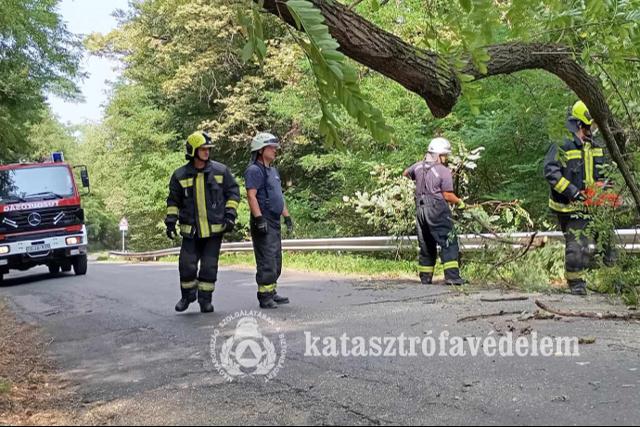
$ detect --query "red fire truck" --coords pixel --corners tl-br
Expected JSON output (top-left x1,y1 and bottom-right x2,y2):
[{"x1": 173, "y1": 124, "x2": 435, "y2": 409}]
[{"x1": 0, "y1": 153, "x2": 90, "y2": 282}]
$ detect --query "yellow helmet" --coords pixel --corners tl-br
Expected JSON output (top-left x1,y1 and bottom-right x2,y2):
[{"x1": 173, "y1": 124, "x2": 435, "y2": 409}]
[
  {"x1": 571, "y1": 101, "x2": 593, "y2": 126},
  {"x1": 186, "y1": 132, "x2": 214, "y2": 159}
]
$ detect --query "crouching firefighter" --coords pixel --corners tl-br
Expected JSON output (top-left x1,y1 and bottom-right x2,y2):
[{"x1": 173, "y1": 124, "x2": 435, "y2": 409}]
[
  {"x1": 245, "y1": 132, "x2": 293, "y2": 309},
  {"x1": 544, "y1": 100, "x2": 617, "y2": 296},
  {"x1": 165, "y1": 131, "x2": 241, "y2": 313},
  {"x1": 403, "y1": 137, "x2": 466, "y2": 286}
]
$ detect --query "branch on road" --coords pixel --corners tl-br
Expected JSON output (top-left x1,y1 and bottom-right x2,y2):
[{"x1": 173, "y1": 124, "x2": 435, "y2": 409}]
[
  {"x1": 480, "y1": 296, "x2": 530, "y2": 303},
  {"x1": 535, "y1": 300, "x2": 640, "y2": 321},
  {"x1": 458, "y1": 310, "x2": 525, "y2": 323}
]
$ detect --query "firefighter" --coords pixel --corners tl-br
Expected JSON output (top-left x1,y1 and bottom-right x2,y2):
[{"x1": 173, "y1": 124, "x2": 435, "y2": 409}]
[
  {"x1": 544, "y1": 100, "x2": 616, "y2": 296},
  {"x1": 244, "y1": 132, "x2": 293, "y2": 309},
  {"x1": 165, "y1": 131, "x2": 241, "y2": 313},
  {"x1": 403, "y1": 137, "x2": 466, "y2": 286}
]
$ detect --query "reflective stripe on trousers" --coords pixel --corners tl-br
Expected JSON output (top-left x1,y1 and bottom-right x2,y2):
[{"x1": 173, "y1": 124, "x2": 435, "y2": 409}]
[{"x1": 416, "y1": 197, "x2": 461, "y2": 281}]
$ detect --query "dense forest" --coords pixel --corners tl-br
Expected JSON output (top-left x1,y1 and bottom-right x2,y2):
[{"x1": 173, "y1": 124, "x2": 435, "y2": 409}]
[{"x1": 3, "y1": 0, "x2": 640, "y2": 297}]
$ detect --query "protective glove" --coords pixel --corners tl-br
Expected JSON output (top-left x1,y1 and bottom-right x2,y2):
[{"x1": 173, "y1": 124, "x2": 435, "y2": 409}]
[
  {"x1": 254, "y1": 216, "x2": 268, "y2": 235},
  {"x1": 223, "y1": 215, "x2": 236, "y2": 234},
  {"x1": 457, "y1": 200, "x2": 467, "y2": 210},
  {"x1": 166, "y1": 220, "x2": 178, "y2": 240},
  {"x1": 284, "y1": 216, "x2": 294, "y2": 234}
]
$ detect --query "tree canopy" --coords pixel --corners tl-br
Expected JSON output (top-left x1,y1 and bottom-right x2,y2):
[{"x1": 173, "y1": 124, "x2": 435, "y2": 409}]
[
  {"x1": 0, "y1": 0, "x2": 81, "y2": 161},
  {"x1": 4, "y1": 0, "x2": 638, "y2": 253}
]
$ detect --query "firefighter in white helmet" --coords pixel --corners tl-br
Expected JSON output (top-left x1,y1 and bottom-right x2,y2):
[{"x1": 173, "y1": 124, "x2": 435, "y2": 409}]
[{"x1": 403, "y1": 137, "x2": 466, "y2": 285}]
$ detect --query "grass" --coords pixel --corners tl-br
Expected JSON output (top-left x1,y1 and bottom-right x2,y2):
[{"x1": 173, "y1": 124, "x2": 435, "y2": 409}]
[
  {"x1": 219, "y1": 252, "x2": 422, "y2": 279},
  {"x1": 101, "y1": 250, "x2": 435, "y2": 279},
  {"x1": 0, "y1": 378, "x2": 11, "y2": 394}
]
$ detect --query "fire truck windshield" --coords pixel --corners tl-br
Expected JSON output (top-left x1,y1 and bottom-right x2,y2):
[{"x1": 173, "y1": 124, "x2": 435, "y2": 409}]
[{"x1": 0, "y1": 166, "x2": 75, "y2": 203}]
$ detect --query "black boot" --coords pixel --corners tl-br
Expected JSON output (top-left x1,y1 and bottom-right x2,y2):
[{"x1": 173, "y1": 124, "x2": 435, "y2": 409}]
[
  {"x1": 420, "y1": 273, "x2": 433, "y2": 285},
  {"x1": 258, "y1": 292, "x2": 278, "y2": 309},
  {"x1": 569, "y1": 280, "x2": 587, "y2": 296},
  {"x1": 175, "y1": 288, "x2": 197, "y2": 312},
  {"x1": 446, "y1": 277, "x2": 466, "y2": 286},
  {"x1": 198, "y1": 290, "x2": 214, "y2": 313},
  {"x1": 273, "y1": 292, "x2": 290, "y2": 304},
  {"x1": 445, "y1": 269, "x2": 466, "y2": 286}
]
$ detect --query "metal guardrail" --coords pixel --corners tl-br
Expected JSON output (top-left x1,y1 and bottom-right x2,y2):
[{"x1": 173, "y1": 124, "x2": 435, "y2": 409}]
[{"x1": 108, "y1": 229, "x2": 640, "y2": 260}]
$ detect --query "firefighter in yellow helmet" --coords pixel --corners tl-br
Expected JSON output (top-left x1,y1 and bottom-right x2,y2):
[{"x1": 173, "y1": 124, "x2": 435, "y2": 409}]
[
  {"x1": 165, "y1": 132, "x2": 241, "y2": 313},
  {"x1": 544, "y1": 101, "x2": 616, "y2": 296}
]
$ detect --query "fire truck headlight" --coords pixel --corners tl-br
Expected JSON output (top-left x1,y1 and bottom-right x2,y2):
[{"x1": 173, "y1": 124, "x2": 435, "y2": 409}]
[
  {"x1": 66, "y1": 237, "x2": 82, "y2": 246},
  {"x1": 0, "y1": 246, "x2": 10, "y2": 255}
]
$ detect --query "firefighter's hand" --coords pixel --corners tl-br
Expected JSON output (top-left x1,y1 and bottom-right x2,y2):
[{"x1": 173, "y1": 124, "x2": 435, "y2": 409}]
[
  {"x1": 456, "y1": 200, "x2": 467, "y2": 210},
  {"x1": 284, "y1": 216, "x2": 294, "y2": 234},
  {"x1": 223, "y1": 216, "x2": 236, "y2": 234},
  {"x1": 254, "y1": 216, "x2": 268, "y2": 235},
  {"x1": 166, "y1": 221, "x2": 178, "y2": 240}
]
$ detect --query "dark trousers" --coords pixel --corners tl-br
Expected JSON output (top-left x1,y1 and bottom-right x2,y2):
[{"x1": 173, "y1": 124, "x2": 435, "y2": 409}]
[
  {"x1": 179, "y1": 236, "x2": 223, "y2": 292},
  {"x1": 250, "y1": 217, "x2": 282, "y2": 294},
  {"x1": 558, "y1": 214, "x2": 617, "y2": 284},
  {"x1": 416, "y1": 198, "x2": 461, "y2": 281}
]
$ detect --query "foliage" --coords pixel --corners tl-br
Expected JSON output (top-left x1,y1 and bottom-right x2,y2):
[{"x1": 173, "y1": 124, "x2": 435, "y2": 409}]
[
  {"x1": 18, "y1": 0, "x2": 640, "y2": 300},
  {"x1": 349, "y1": 164, "x2": 415, "y2": 237},
  {"x1": 0, "y1": 0, "x2": 81, "y2": 161},
  {"x1": 27, "y1": 109, "x2": 79, "y2": 161},
  {"x1": 462, "y1": 243, "x2": 566, "y2": 293},
  {"x1": 284, "y1": 0, "x2": 392, "y2": 147}
]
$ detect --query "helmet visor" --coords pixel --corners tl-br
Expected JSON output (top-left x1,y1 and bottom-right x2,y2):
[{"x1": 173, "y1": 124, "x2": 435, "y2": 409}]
[{"x1": 263, "y1": 138, "x2": 280, "y2": 148}]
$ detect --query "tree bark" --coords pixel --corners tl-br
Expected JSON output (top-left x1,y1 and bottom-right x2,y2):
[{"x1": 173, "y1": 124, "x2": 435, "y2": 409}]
[{"x1": 258, "y1": 0, "x2": 640, "y2": 213}]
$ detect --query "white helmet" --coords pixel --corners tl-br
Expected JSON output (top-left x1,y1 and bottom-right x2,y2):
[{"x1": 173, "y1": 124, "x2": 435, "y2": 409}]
[{"x1": 428, "y1": 137, "x2": 452, "y2": 155}]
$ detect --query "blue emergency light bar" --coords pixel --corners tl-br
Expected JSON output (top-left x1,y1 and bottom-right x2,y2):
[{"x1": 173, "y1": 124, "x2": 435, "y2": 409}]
[{"x1": 51, "y1": 152, "x2": 65, "y2": 163}]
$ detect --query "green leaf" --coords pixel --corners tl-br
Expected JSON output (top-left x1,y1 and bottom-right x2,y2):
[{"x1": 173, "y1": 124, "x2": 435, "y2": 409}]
[
  {"x1": 241, "y1": 41, "x2": 255, "y2": 63},
  {"x1": 286, "y1": 0, "x2": 393, "y2": 145}
]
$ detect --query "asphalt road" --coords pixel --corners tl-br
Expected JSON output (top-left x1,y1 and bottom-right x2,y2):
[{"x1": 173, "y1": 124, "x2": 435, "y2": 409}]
[{"x1": 1, "y1": 262, "x2": 639, "y2": 426}]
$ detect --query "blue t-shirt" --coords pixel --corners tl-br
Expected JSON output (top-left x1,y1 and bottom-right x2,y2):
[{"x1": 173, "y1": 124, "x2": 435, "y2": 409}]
[{"x1": 244, "y1": 162, "x2": 285, "y2": 220}]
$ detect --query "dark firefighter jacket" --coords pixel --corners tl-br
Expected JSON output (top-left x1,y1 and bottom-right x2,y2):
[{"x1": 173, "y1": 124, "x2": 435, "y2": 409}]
[
  {"x1": 166, "y1": 161, "x2": 240, "y2": 238},
  {"x1": 544, "y1": 134, "x2": 608, "y2": 214}
]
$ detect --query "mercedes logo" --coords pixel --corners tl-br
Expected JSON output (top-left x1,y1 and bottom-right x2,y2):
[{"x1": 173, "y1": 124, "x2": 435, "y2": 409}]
[{"x1": 28, "y1": 212, "x2": 42, "y2": 227}]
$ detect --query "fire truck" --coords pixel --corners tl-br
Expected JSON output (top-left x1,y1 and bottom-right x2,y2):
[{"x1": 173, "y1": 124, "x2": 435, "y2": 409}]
[{"x1": 0, "y1": 153, "x2": 90, "y2": 282}]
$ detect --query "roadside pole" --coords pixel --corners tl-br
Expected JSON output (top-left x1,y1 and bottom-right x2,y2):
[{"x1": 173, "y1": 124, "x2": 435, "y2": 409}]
[{"x1": 119, "y1": 218, "x2": 129, "y2": 253}]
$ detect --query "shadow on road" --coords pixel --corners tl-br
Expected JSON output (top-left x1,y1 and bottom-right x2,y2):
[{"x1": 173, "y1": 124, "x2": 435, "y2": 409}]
[{"x1": 0, "y1": 272, "x2": 76, "y2": 288}]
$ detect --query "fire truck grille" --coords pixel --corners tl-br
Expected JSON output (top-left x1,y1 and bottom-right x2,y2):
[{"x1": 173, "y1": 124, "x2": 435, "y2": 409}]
[{"x1": 0, "y1": 207, "x2": 83, "y2": 234}]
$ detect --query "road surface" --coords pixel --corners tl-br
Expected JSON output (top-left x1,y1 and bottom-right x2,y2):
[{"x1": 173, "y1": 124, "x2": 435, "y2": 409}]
[{"x1": 1, "y1": 263, "x2": 639, "y2": 425}]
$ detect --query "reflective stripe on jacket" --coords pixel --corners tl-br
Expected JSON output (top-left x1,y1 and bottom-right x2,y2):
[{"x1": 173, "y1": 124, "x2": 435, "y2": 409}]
[
  {"x1": 166, "y1": 161, "x2": 240, "y2": 238},
  {"x1": 544, "y1": 135, "x2": 607, "y2": 214}
]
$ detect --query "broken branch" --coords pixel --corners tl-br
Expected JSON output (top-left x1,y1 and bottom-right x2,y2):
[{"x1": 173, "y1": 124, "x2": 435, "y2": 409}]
[{"x1": 535, "y1": 300, "x2": 640, "y2": 321}]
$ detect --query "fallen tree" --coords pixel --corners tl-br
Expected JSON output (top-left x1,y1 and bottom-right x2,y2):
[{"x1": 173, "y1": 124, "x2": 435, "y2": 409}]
[{"x1": 254, "y1": 0, "x2": 640, "y2": 214}]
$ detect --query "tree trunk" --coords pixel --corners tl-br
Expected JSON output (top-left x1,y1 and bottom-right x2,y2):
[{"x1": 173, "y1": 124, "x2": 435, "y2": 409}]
[{"x1": 258, "y1": 0, "x2": 640, "y2": 214}]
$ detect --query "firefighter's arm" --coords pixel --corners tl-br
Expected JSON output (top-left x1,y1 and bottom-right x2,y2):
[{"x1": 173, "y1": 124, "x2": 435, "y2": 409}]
[
  {"x1": 223, "y1": 167, "x2": 241, "y2": 221},
  {"x1": 443, "y1": 192, "x2": 461, "y2": 205},
  {"x1": 443, "y1": 192, "x2": 466, "y2": 209},
  {"x1": 166, "y1": 173, "x2": 182, "y2": 223},
  {"x1": 544, "y1": 144, "x2": 581, "y2": 200},
  {"x1": 403, "y1": 165, "x2": 415, "y2": 180},
  {"x1": 247, "y1": 189, "x2": 262, "y2": 218}
]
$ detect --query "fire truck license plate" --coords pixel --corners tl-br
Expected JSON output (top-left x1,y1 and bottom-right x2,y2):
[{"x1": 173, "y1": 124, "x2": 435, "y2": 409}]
[{"x1": 27, "y1": 244, "x2": 51, "y2": 253}]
